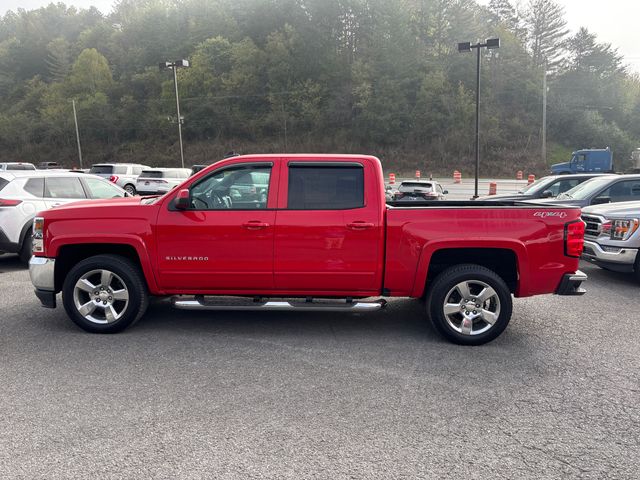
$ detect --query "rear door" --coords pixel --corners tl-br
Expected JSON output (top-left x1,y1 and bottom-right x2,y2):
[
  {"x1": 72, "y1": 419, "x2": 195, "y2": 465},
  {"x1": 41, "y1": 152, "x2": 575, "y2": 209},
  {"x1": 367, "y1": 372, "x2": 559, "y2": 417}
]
[
  {"x1": 273, "y1": 159, "x2": 384, "y2": 294},
  {"x1": 155, "y1": 161, "x2": 279, "y2": 292}
]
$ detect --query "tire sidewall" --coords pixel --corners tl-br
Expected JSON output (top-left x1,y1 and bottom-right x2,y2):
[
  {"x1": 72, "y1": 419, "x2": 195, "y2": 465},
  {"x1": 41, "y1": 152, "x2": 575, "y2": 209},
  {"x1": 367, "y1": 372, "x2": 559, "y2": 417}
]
[
  {"x1": 428, "y1": 266, "x2": 512, "y2": 346},
  {"x1": 62, "y1": 256, "x2": 145, "y2": 333},
  {"x1": 19, "y1": 228, "x2": 32, "y2": 264}
]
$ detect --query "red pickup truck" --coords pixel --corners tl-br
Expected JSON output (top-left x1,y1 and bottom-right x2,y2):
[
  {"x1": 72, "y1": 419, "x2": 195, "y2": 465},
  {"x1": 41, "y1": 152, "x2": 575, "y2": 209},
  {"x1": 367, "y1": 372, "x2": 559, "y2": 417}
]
[{"x1": 29, "y1": 154, "x2": 587, "y2": 345}]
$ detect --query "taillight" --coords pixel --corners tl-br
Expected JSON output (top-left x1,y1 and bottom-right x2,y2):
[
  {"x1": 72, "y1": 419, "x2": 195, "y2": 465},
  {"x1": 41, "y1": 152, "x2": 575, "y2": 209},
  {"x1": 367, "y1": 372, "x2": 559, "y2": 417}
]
[
  {"x1": 0, "y1": 198, "x2": 22, "y2": 207},
  {"x1": 109, "y1": 175, "x2": 119, "y2": 183},
  {"x1": 565, "y1": 220, "x2": 585, "y2": 258},
  {"x1": 33, "y1": 216, "x2": 44, "y2": 255}
]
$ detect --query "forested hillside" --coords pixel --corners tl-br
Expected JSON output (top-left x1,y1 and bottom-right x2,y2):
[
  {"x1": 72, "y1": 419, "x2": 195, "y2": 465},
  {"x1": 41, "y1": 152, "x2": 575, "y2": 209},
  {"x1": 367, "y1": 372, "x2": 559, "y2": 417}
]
[{"x1": 0, "y1": 0, "x2": 638, "y2": 174}]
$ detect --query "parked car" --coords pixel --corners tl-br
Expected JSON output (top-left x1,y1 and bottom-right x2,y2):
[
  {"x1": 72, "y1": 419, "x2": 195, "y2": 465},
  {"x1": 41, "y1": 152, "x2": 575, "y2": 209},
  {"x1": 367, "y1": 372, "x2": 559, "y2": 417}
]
[
  {"x1": 37, "y1": 162, "x2": 60, "y2": 170},
  {"x1": 0, "y1": 162, "x2": 36, "y2": 171},
  {"x1": 384, "y1": 185, "x2": 398, "y2": 202},
  {"x1": 477, "y1": 174, "x2": 607, "y2": 201},
  {"x1": 191, "y1": 165, "x2": 207, "y2": 175},
  {"x1": 393, "y1": 181, "x2": 447, "y2": 201},
  {"x1": 135, "y1": 168, "x2": 192, "y2": 195},
  {"x1": 529, "y1": 174, "x2": 640, "y2": 208},
  {"x1": 0, "y1": 171, "x2": 126, "y2": 263},
  {"x1": 89, "y1": 163, "x2": 149, "y2": 195},
  {"x1": 581, "y1": 200, "x2": 640, "y2": 281},
  {"x1": 29, "y1": 154, "x2": 586, "y2": 346}
]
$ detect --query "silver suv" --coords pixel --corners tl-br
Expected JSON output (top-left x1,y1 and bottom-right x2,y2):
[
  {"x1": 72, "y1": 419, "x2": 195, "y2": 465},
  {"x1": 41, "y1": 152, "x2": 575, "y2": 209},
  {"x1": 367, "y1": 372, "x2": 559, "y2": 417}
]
[
  {"x1": 89, "y1": 163, "x2": 149, "y2": 195},
  {"x1": 581, "y1": 200, "x2": 640, "y2": 281}
]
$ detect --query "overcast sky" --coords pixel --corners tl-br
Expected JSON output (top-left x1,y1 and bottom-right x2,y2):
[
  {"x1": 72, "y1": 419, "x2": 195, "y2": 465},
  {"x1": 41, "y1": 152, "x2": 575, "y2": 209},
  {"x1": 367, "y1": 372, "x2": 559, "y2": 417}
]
[{"x1": 3, "y1": 0, "x2": 640, "y2": 72}]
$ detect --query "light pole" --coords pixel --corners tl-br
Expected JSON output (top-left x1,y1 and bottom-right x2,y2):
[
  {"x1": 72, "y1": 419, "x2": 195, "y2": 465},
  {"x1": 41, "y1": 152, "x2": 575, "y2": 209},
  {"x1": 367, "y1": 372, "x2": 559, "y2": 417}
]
[
  {"x1": 458, "y1": 38, "x2": 500, "y2": 198},
  {"x1": 160, "y1": 59, "x2": 190, "y2": 168}
]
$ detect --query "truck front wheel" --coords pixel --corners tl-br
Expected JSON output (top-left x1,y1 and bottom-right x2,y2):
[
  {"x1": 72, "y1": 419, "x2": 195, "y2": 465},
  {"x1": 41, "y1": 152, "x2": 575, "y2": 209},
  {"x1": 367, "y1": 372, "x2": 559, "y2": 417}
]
[
  {"x1": 62, "y1": 254, "x2": 149, "y2": 333},
  {"x1": 426, "y1": 264, "x2": 512, "y2": 345}
]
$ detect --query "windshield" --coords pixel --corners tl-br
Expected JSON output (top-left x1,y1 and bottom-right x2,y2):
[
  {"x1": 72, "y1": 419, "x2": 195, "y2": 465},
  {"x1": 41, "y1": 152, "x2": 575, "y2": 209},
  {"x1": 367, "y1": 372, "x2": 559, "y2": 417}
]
[
  {"x1": 557, "y1": 176, "x2": 614, "y2": 200},
  {"x1": 519, "y1": 177, "x2": 555, "y2": 194}
]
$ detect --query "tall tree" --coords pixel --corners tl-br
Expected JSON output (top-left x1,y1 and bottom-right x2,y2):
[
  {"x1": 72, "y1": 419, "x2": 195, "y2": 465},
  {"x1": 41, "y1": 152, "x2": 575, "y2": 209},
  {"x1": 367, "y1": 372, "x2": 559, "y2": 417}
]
[{"x1": 524, "y1": 0, "x2": 568, "y2": 70}]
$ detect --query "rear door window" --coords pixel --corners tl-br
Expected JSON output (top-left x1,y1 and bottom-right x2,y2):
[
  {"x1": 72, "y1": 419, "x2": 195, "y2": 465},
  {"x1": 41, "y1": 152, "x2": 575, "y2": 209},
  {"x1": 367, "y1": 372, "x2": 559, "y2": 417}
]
[
  {"x1": 287, "y1": 165, "x2": 364, "y2": 210},
  {"x1": 24, "y1": 178, "x2": 45, "y2": 197},
  {"x1": 90, "y1": 165, "x2": 114, "y2": 175},
  {"x1": 140, "y1": 171, "x2": 163, "y2": 179},
  {"x1": 0, "y1": 177, "x2": 8, "y2": 192},
  {"x1": 44, "y1": 177, "x2": 87, "y2": 199}
]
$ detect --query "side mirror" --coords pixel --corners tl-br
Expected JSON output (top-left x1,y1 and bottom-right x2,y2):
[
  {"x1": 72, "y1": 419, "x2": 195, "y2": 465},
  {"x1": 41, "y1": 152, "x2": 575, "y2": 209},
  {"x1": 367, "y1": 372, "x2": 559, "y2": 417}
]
[
  {"x1": 541, "y1": 190, "x2": 554, "y2": 198},
  {"x1": 592, "y1": 196, "x2": 611, "y2": 205},
  {"x1": 174, "y1": 189, "x2": 190, "y2": 210},
  {"x1": 443, "y1": 190, "x2": 449, "y2": 194}
]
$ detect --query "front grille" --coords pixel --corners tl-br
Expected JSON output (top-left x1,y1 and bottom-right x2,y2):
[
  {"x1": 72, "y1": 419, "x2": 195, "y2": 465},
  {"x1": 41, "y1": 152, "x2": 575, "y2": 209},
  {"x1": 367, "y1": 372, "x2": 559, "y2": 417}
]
[{"x1": 582, "y1": 215, "x2": 602, "y2": 237}]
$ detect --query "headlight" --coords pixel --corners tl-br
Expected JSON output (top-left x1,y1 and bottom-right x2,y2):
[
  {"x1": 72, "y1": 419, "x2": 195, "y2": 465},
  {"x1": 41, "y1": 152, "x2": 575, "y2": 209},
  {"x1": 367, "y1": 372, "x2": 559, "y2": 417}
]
[
  {"x1": 32, "y1": 216, "x2": 44, "y2": 254},
  {"x1": 611, "y1": 219, "x2": 639, "y2": 241}
]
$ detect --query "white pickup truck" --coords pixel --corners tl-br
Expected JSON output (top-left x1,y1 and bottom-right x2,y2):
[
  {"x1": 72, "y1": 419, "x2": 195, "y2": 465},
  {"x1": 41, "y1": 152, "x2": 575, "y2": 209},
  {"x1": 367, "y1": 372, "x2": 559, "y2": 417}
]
[{"x1": 581, "y1": 201, "x2": 640, "y2": 281}]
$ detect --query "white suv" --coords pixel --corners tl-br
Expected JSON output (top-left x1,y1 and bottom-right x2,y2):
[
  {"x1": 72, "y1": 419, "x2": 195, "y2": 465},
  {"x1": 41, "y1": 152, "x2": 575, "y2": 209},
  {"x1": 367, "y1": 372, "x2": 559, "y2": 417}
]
[
  {"x1": 89, "y1": 163, "x2": 149, "y2": 195},
  {"x1": 136, "y1": 168, "x2": 191, "y2": 195},
  {"x1": 0, "y1": 171, "x2": 126, "y2": 262},
  {"x1": 0, "y1": 162, "x2": 36, "y2": 171}
]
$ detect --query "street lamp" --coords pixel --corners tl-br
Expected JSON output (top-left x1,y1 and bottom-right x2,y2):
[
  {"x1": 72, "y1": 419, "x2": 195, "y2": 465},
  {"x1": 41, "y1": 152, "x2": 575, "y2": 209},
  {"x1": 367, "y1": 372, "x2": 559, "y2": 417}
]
[
  {"x1": 160, "y1": 59, "x2": 190, "y2": 168},
  {"x1": 458, "y1": 38, "x2": 499, "y2": 198}
]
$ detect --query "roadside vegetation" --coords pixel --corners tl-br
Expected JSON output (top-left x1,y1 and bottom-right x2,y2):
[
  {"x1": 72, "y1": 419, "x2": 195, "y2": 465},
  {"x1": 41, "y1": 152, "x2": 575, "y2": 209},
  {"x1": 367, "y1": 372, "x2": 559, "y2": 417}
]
[{"x1": 0, "y1": 0, "x2": 638, "y2": 175}]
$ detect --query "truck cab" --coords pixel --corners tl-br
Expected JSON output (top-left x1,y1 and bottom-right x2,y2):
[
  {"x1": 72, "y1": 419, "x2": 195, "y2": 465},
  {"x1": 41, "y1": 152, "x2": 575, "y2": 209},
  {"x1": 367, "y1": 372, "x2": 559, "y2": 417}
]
[{"x1": 551, "y1": 148, "x2": 613, "y2": 175}]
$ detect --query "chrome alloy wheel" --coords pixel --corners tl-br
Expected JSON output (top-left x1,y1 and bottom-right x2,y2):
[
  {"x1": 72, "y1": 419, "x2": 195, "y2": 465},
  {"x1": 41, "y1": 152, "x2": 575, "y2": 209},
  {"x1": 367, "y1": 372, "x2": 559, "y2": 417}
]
[
  {"x1": 442, "y1": 280, "x2": 501, "y2": 336},
  {"x1": 72, "y1": 269, "x2": 129, "y2": 324}
]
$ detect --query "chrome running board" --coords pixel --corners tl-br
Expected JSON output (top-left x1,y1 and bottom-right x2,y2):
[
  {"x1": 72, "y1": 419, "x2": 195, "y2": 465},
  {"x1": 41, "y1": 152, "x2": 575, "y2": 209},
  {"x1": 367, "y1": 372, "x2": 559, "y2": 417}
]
[{"x1": 172, "y1": 296, "x2": 386, "y2": 312}]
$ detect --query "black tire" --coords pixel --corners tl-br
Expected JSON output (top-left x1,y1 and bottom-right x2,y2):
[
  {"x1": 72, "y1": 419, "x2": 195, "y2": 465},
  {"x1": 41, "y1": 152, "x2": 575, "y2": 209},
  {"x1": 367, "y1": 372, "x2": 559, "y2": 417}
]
[
  {"x1": 18, "y1": 228, "x2": 32, "y2": 264},
  {"x1": 124, "y1": 184, "x2": 136, "y2": 196},
  {"x1": 634, "y1": 255, "x2": 640, "y2": 284},
  {"x1": 426, "y1": 264, "x2": 513, "y2": 346},
  {"x1": 62, "y1": 254, "x2": 148, "y2": 333}
]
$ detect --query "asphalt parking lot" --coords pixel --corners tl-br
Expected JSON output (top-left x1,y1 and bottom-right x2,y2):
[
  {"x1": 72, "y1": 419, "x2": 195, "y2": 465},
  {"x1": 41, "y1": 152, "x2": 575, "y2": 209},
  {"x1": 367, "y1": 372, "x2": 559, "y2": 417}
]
[{"x1": 0, "y1": 255, "x2": 638, "y2": 479}]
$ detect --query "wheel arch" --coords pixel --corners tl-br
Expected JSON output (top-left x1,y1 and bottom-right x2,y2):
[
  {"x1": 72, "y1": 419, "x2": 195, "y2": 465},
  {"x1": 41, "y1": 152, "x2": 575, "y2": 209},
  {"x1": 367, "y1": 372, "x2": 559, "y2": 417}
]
[
  {"x1": 53, "y1": 242, "x2": 157, "y2": 293},
  {"x1": 413, "y1": 243, "x2": 528, "y2": 298}
]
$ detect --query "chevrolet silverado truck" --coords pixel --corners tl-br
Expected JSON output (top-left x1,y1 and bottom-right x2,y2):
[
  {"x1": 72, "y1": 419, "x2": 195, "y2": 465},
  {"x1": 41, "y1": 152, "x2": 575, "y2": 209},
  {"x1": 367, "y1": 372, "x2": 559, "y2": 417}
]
[
  {"x1": 581, "y1": 200, "x2": 640, "y2": 281},
  {"x1": 28, "y1": 154, "x2": 587, "y2": 345}
]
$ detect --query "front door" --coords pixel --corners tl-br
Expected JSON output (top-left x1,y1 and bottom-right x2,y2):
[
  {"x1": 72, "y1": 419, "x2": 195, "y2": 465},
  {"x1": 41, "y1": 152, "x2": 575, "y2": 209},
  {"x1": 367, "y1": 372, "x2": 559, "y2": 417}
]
[
  {"x1": 155, "y1": 162, "x2": 278, "y2": 292},
  {"x1": 273, "y1": 160, "x2": 384, "y2": 294}
]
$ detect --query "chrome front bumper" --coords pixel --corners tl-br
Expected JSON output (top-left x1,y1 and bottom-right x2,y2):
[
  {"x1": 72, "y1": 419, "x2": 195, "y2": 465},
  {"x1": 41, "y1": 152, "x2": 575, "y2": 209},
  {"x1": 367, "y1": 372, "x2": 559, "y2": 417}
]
[
  {"x1": 29, "y1": 256, "x2": 55, "y2": 291},
  {"x1": 582, "y1": 240, "x2": 638, "y2": 270}
]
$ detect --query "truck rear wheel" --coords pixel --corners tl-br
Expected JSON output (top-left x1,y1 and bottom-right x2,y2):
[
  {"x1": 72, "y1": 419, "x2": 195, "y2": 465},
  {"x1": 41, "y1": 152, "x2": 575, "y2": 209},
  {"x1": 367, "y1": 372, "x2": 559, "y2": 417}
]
[
  {"x1": 62, "y1": 254, "x2": 148, "y2": 333},
  {"x1": 426, "y1": 264, "x2": 512, "y2": 345}
]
